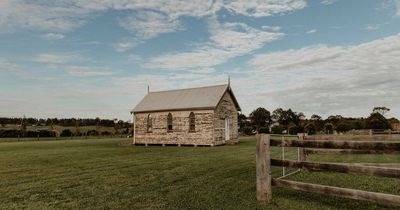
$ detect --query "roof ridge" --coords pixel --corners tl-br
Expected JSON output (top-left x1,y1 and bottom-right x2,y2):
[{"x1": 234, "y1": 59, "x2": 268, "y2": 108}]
[{"x1": 148, "y1": 83, "x2": 228, "y2": 94}]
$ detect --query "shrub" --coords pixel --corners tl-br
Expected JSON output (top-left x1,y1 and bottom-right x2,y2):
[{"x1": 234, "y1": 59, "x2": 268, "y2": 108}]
[
  {"x1": 336, "y1": 122, "x2": 353, "y2": 133},
  {"x1": 101, "y1": 131, "x2": 111, "y2": 136},
  {"x1": 304, "y1": 123, "x2": 316, "y2": 135},
  {"x1": 60, "y1": 129, "x2": 73, "y2": 137},
  {"x1": 288, "y1": 124, "x2": 303, "y2": 135},
  {"x1": 87, "y1": 129, "x2": 99, "y2": 136},
  {"x1": 366, "y1": 113, "x2": 390, "y2": 129},
  {"x1": 324, "y1": 123, "x2": 334, "y2": 134},
  {"x1": 37, "y1": 130, "x2": 56, "y2": 137},
  {"x1": 0, "y1": 129, "x2": 21, "y2": 138},
  {"x1": 271, "y1": 125, "x2": 285, "y2": 134},
  {"x1": 258, "y1": 127, "x2": 269, "y2": 134},
  {"x1": 241, "y1": 126, "x2": 253, "y2": 136}
]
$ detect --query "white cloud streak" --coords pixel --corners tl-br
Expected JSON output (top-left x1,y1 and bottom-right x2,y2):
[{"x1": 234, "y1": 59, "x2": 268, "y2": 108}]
[
  {"x1": 239, "y1": 33, "x2": 400, "y2": 117},
  {"x1": 306, "y1": 29, "x2": 317, "y2": 34},
  {"x1": 34, "y1": 54, "x2": 74, "y2": 64},
  {"x1": 146, "y1": 20, "x2": 283, "y2": 70},
  {"x1": 65, "y1": 66, "x2": 115, "y2": 77},
  {"x1": 43, "y1": 33, "x2": 65, "y2": 40}
]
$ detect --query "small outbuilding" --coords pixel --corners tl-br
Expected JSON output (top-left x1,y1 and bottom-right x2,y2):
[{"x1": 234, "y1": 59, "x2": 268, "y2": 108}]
[{"x1": 131, "y1": 83, "x2": 241, "y2": 146}]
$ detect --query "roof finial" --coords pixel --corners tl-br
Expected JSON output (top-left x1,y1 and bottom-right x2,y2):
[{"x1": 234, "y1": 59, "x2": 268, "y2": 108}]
[
  {"x1": 228, "y1": 75, "x2": 230, "y2": 87},
  {"x1": 147, "y1": 85, "x2": 150, "y2": 93}
]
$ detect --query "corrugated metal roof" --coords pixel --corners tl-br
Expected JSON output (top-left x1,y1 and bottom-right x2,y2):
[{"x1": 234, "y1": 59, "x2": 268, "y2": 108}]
[{"x1": 132, "y1": 84, "x2": 240, "y2": 113}]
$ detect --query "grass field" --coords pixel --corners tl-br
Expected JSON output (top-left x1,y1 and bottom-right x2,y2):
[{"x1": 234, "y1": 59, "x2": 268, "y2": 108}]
[{"x1": 0, "y1": 137, "x2": 399, "y2": 209}]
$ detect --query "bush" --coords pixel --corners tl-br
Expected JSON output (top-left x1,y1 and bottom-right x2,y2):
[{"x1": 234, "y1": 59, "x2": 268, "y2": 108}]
[
  {"x1": 336, "y1": 122, "x2": 353, "y2": 133},
  {"x1": 101, "y1": 131, "x2": 111, "y2": 136},
  {"x1": 258, "y1": 127, "x2": 269, "y2": 134},
  {"x1": 0, "y1": 129, "x2": 21, "y2": 138},
  {"x1": 87, "y1": 129, "x2": 99, "y2": 136},
  {"x1": 60, "y1": 129, "x2": 73, "y2": 137},
  {"x1": 271, "y1": 125, "x2": 285, "y2": 134},
  {"x1": 241, "y1": 126, "x2": 253, "y2": 136},
  {"x1": 366, "y1": 113, "x2": 390, "y2": 129},
  {"x1": 288, "y1": 125, "x2": 303, "y2": 135},
  {"x1": 324, "y1": 123, "x2": 334, "y2": 134},
  {"x1": 304, "y1": 123, "x2": 316, "y2": 135}
]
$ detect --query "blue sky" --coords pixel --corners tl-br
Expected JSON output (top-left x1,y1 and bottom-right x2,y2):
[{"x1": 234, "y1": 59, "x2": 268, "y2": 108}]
[{"x1": 1, "y1": 0, "x2": 400, "y2": 120}]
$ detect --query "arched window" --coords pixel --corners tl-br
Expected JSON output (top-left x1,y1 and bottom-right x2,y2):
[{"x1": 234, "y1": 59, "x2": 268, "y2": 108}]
[
  {"x1": 167, "y1": 113, "x2": 173, "y2": 132},
  {"x1": 147, "y1": 114, "x2": 152, "y2": 132},
  {"x1": 189, "y1": 112, "x2": 195, "y2": 132}
]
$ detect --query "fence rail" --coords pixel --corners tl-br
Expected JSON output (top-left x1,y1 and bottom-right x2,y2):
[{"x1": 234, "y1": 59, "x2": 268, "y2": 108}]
[
  {"x1": 271, "y1": 159, "x2": 400, "y2": 179},
  {"x1": 256, "y1": 134, "x2": 400, "y2": 206},
  {"x1": 270, "y1": 139, "x2": 400, "y2": 152},
  {"x1": 272, "y1": 179, "x2": 400, "y2": 206}
]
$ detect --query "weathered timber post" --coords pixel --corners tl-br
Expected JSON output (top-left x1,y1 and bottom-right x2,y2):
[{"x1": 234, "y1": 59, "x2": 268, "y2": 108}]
[
  {"x1": 256, "y1": 134, "x2": 272, "y2": 202},
  {"x1": 369, "y1": 129, "x2": 373, "y2": 136},
  {"x1": 298, "y1": 133, "x2": 306, "y2": 162}
]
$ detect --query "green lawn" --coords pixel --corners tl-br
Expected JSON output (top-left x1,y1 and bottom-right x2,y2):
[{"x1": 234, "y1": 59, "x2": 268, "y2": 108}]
[{"x1": 0, "y1": 137, "x2": 399, "y2": 209}]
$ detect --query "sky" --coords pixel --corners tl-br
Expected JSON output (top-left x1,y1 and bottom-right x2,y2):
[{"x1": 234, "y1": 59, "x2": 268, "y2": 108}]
[{"x1": 1, "y1": 0, "x2": 400, "y2": 121}]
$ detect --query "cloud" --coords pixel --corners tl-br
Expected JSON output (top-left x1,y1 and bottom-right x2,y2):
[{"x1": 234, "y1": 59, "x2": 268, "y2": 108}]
[
  {"x1": 261, "y1": 26, "x2": 282, "y2": 31},
  {"x1": 306, "y1": 29, "x2": 317, "y2": 34},
  {"x1": 0, "y1": 0, "x2": 91, "y2": 32},
  {"x1": 42, "y1": 33, "x2": 65, "y2": 40},
  {"x1": 395, "y1": 0, "x2": 400, "y2": 16},
  {"x1": 34, "y1": 54, "x2": 73, "y2": 64},
  {"x1": 113, "y1": 38, "x2": 142, "y2": 52},
  {"x1": 0, "y1": 0, "x2": 306, "y2": 42},
  {"x1": 65, "y1": 66, "x2": 115, "y2": 77},
  {"x1": 321, "y1": 0, "x2": 337, "y2": 5},
  {"x1": 146, "y1": 20, "x2": 283, "y2": 70},
  {"x1": 0, "y1": 58, "x2": 18, "y2": 72},
  {"x1": 239, "y1": 33, "x2": 400, "y2": 117},
  {"x1": 221, "y1": 0, "x2": 306, "y2": 17},
  {"x1": 119, "y1": 10, "x2": 184, "y2": 40}
]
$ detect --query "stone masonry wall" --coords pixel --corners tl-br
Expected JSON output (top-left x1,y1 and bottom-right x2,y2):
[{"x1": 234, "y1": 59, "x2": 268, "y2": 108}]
[
  {"x1": 134, "y1": 110, "x2": 214, "y2": 145},
  {"x1": 214, "y1": 91, "x2": 239, "y2": 145}
]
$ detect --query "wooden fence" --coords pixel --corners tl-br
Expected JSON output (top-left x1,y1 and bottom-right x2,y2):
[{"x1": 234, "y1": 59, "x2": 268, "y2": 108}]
[{"x1": 256, "y1": 134, "x2": 400, "y2": 206}]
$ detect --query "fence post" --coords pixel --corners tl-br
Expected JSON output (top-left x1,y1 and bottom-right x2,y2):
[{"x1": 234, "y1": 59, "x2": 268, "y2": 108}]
[
  {"x1": 298, "y1": 133, "x2": 306, "y2": 162},
  {"x1": 256, "y1": 134, "x2": 272, "y2": 202}
]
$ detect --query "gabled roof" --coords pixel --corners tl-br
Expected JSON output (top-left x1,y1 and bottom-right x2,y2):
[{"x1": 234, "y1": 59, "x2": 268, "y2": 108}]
[{"x1": 132, "y1": 84, "x2": 241, "y2": 113}]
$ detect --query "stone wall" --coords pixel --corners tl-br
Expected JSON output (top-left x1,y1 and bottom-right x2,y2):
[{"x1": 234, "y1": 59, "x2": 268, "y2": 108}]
[
  {"x1": 134, "y1": 110, "x2": 214, "y2": 145},
  {"x1": 214, "y1": 90, "x2": 239, "y2": 145}
]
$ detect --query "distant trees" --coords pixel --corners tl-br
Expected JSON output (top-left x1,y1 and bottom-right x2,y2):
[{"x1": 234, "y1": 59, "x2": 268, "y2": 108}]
[
  {"x1": 0, "y1": 117, "x2": 131, "y2": 128},
  {"x1": 373, "y1": 107, "x2": 390, "y2": 116},
  {"x1": 238, "y1": 106, "x2": 397, "y2": 136},
  {"x1": 249, "y1": 107, "x2": 271, "y2": 132},
  {"x1": 366, "y1": 112, "x2": 390, "y2": 129}
]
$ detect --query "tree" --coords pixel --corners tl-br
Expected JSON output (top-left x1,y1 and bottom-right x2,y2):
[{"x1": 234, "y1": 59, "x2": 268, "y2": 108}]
[
  {"x1": 324, "y1": 123, "x2": 334, "y2": 134},
  {"x1": 272, "y1": 108, "x2": 303, "y2": 129},
  {"x1": 20, "y1": 116, "x2": 27, "y2": 137},
  {"x1": 241, "y1": 126, "x2": 253, "y2": 136},
  {"x1": 310, "y1": 114, "x2": 322, "y2": 121},
  {"x1": 249, "y1": 107, "x2": 271, "y2": 131},
  {"x1": 238, "y1": 113, "x2": 248, "y2": 130},
  {"x1": 60, "y1": 129, "x2": 73, "y2": 137},
  {"x1": 336, "y1": 122, "x2": 353, "y2": 133},
  {"x1": 304, "y1": 123, "x2": 316, "y2": 135},
  {"x1": 271, "y1": 125, "x2": 285, "y2": 134},
  {"x1": 373, "y1": 107, "x2": 390, "y2": 116},
  {"x1": 366, "y1": 112, "x2": 390, "y2": 129}
]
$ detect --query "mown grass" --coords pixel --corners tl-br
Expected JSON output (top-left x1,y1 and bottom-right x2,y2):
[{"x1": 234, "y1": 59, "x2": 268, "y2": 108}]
[{"x1": 0, "y1": 137, "x2": 399, "y2": 209}]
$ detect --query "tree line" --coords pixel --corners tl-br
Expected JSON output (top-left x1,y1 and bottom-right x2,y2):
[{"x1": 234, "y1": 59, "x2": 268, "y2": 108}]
[
  {"x1": 239, "y1": 107, "x2": 399, "y2": 135},
  {"x1": 0, "y1": 117, "x2": 132, "y2": 138},
  {"x1": 0, "y1": 117, "x2": 131, "y2": 127}
]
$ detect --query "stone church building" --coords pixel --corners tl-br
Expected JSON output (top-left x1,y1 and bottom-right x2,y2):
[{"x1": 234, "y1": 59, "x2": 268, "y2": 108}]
[{"x1": 131, "y1": 83, "x2": 241, "y2": 146}]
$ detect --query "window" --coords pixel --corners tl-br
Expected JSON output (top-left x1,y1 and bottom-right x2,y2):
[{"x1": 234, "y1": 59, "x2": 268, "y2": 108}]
[
  {"x1": 167, "y1": 113, "x2": 173, "y2": 132},
  {"x1": 147, "y1": 114, "x2": 152, "y2": 132},
  {"x1": 189, "y1": 112, "x2": 195, "y2": 132}
]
